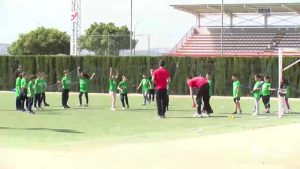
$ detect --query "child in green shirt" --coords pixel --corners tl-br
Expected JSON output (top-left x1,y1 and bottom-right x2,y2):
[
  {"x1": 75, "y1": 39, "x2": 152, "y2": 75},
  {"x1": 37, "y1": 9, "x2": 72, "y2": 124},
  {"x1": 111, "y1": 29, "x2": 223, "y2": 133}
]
[
  {"x1": 250, "y1": 74, "x2": 262, "y2": 115},
  {"x1": 57, "y1": 70, "x2": 72, "y2": 109},
  {"x1": 148, "y1": 69, "x2": 155, "y2": 103},
  {"x1": 20, "y1": 72, "x2": 28, "y2": 112},
  {"x1": 27, "y1": 75, "x2": 36, "y2": 114},
  {"x1": 40, "y1": 73, "x2": 50, "y2": 107},
  {"x1": 34, "y1": 72, "x2": 43, "y2": 110},
  {"x1": 261, "y1": 76, "x2": 275, "y2": 113},
  {"x1": 118, "y1": 75, "x2": 130, "y2": 110},
  {"x1": 232, "y1": 74, "x2": 242, "y2": 114},
  {"x1": 15, "y1": 72, "x2": 22, "y2": 111},
  {"x1": 77, "y1": 67, "x2": 95, "y2": 107},
  {"x1": 109, "y1": 67, "x2": 118, "y2": 111},
  {"x1": 137, "y1": 74, "x2": 152, "y2": 105}
]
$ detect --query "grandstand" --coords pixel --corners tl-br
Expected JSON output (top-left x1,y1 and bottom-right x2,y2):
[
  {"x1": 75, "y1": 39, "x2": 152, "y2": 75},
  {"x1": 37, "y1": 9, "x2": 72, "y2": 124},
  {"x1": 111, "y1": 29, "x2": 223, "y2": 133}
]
[{"x1": 169, "y1": 3, "x2": 300, "y2": 57}]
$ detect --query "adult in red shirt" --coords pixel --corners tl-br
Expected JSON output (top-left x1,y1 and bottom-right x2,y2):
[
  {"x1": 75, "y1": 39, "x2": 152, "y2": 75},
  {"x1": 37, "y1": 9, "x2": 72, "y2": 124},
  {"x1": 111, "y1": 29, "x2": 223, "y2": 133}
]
[
  {"x1": 187, "y1": 76, "x2": 213, "y2": 117},
  {"x1": 151, "y1": 60, "x2": 170, "y2": 118}
]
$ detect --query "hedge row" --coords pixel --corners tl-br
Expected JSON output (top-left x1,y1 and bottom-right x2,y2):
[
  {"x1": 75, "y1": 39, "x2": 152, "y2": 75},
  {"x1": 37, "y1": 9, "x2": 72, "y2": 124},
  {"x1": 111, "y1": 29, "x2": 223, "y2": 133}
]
[{"x1": 0, "y1": 56, "x2": 299, "y2": 97}]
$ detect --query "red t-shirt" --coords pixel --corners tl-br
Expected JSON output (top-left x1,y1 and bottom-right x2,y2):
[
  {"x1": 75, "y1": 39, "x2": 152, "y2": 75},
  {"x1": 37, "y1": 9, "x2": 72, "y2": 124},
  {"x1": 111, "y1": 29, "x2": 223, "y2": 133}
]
[
  {"x1": 187, "y1": 77, "x2": 208, "y2": 88},
  {"x1": 153, "y1": 67, "x2": 170, "y2": 89}
]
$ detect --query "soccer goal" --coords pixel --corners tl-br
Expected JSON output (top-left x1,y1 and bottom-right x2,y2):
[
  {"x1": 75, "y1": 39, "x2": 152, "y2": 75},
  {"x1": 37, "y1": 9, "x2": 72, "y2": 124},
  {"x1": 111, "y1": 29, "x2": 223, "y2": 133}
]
[{"x1": 278, "y1": 48, "x2": 300, "y2": 118}]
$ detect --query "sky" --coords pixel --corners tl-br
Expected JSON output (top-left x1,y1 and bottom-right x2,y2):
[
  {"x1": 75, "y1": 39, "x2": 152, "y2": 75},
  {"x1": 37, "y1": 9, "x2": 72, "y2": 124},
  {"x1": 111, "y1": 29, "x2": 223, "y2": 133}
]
[{"x1": 0, "y1": 0, "x2": 299, "y2": 51}]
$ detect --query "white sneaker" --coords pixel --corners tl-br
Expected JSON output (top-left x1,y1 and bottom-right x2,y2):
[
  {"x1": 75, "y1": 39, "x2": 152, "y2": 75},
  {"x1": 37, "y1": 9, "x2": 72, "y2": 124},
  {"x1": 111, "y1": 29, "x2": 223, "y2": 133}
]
[
  {"x1": 193, "y1": 113, "x2": 201, "y2": 118},
  {"x1": 122, "y1": 107, "x2": 126, "y2": 110},
  {"x1": 111, "y1": 107, "x2": 116, "y2": 111},
  {"x1": 78, "y1": 104, "x2": 82, "y2": 107},
  {"x1": 202, "y1": 113, "x2": 209, "y2": 117}
]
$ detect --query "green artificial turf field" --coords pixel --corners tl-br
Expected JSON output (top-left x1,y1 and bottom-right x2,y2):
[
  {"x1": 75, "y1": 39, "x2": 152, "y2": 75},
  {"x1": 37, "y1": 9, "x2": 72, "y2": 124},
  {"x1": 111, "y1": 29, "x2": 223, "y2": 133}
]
[{"x1": 0, "y1": 91, "x2": 299, "y2": 148}]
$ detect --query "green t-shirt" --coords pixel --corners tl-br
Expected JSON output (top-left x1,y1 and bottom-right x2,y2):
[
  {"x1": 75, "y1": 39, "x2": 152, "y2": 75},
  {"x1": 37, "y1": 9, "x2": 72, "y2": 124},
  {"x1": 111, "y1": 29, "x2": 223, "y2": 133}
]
[
  {"x1": 208, "y1": 80, "x2": 213, "y2": 96},
  {"x1": 41, "y1": 79, "x2": 47, "y2": 92},
  {"x1": 35, "y1": 78, "x2": 43, "y2": 94},
  {"x1": 109, "y1": 79, "x2": 117, "y2": 92},
  {"x1": 80, "y1": 78, "x2": 90, "y2": 93},
  {"x1": 118, "y1": 81, "x2": 129, "y2": 94},
  {"x1": 27, "y1": 81, "x2": 35, "y2": 98},
  {"x1": 15, "y1": 77, "x2": 21, "y2": 97},
  {"x1": 141, "y1": 78, "x2": 150, "y2": 92},
  {"x1": 261, "y1": 82, "x2": 271, "y2": 96},
  {"x1": 252, "y1": 81, "x2": 262, "y2": 99},
  {"x1": 20, "y1": 78, "x2": 27, "y2": 89},
  {"x1": 232, "y1": 80, "x2": 241, "y2": 98},
  {"x1": 62, "y1": 76, "x2": 71, "y2": 90}
]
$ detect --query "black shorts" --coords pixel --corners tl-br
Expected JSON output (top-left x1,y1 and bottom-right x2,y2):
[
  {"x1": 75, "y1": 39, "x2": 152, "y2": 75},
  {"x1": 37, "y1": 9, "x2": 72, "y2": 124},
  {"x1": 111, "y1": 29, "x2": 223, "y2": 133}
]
[
  {"x1": 21, "y1": 88, "x2": 27, "y2": 97},
  {"x1": 233, "y1": 97, "x2": 240, "y2": 103},
  {"x1": 149, "y1": 89, "x2": 155, "y2": 94}
]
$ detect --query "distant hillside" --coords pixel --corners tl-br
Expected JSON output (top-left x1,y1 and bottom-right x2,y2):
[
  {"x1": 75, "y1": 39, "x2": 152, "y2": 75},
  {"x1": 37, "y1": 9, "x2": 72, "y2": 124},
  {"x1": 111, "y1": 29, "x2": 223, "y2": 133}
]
[{"x1": 0, "y1": 43, "x2": 9, "y2": 55}]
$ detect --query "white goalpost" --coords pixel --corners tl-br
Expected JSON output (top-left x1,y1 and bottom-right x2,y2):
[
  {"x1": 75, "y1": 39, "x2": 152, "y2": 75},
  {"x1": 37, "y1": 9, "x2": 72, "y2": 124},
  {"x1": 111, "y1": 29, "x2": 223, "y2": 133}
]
[{"x1": 278, "y1": 48, "x2": 300, "y2": 118}]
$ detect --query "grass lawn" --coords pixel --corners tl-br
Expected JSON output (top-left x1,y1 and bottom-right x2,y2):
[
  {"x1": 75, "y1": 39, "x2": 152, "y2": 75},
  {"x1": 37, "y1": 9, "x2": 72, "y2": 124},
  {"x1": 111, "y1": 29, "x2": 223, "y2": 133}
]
[{"x1": 0, "y1": 91, "x2": 299, "y2": 148}]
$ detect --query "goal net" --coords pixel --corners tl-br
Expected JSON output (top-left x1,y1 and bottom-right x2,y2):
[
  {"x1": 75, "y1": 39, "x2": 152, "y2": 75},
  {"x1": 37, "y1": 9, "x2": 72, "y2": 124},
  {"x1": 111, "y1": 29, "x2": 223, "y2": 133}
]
[{"x1": 278, "y1": 48, "x2": 300, "y2": 118}]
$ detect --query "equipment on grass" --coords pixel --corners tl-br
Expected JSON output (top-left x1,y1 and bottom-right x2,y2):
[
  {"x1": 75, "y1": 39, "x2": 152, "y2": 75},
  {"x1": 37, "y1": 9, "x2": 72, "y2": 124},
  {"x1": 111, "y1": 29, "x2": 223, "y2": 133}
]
[{"x1": 228, "y1": 115, "x2": 236, "y2": 119}]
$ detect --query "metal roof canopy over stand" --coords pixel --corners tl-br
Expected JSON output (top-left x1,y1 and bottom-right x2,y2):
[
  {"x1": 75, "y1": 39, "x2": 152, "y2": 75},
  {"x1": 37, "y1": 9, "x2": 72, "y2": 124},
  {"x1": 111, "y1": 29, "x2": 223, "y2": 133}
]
[
  {"x1": 169, "y1": 3, "x2": 300, "y2": 57},
  {"x1": 171, "y1": 3, "x2": 300, "y2": 28}
]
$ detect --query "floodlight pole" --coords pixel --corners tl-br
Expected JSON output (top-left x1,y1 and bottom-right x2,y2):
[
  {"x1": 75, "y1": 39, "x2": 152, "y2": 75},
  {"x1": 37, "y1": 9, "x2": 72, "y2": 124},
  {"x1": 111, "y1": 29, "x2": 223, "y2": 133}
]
[{"x1": 130, "y1": 0, "x2": 133, "y2": 56}]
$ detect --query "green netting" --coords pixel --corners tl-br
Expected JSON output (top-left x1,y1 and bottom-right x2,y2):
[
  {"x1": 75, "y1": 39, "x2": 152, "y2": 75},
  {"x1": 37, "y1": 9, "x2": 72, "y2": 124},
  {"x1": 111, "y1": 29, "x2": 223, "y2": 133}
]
[{"x1": 1, "y1": 55, "x2": 300, "y2": 96}]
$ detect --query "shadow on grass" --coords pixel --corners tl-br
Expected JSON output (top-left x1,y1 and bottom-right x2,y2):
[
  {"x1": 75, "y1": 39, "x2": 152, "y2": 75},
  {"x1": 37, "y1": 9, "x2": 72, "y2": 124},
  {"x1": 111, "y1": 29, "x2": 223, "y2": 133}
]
[
  {"x1": 130, "y1": 108, "x2": 156, "y2": 111},
  {"x1": 0, "y1": 127, "x2": 83, "y2": 134},
  {"x1": 0, "y1": 109, "x2": 72, "y2": 116},
  {"x1": 167, "y1": 115, "x2": 229, "y2": 119},
  {"x1": 166, "y1": 109, "x2": 197, "y2": 112},
  {"x1": 289, "y1": 112, "x2": 300, "y2": 115},
  {"x1": 0, "y1": 109, "x2": 20, "y2": 112},
  {"x1": 38, "y1": 112, "x2": 72, "y2": 116},
  {"x1": 218, "y1": 112, "x2": 259, "y2": 116},
  {"x1": 69, "y1": 107, "x2": 109, "y2": 110}
]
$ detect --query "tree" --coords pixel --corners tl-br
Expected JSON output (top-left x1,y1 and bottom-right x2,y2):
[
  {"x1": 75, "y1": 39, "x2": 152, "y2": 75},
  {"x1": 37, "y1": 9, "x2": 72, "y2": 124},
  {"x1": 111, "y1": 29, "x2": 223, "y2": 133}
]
[
  {"x1": 9, "y1": 27, "x2": 70, "y2": 55},
  {"x1": 79, "y1": 22, "x2": 137, "y2": 56}
]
